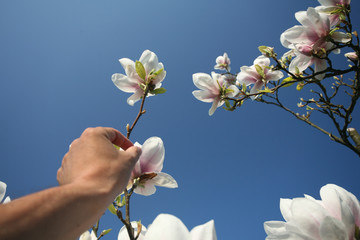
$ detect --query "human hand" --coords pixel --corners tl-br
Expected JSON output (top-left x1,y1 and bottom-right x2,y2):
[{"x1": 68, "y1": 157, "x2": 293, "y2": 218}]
[{"x1": 57, "y1": 127, "x2": 142, "y2": 200}]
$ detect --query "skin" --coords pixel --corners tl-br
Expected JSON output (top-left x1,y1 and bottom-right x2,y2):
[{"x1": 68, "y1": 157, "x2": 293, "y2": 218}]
[{"x1": 0, "y1": 127, "x2": 141, "y2": 240}]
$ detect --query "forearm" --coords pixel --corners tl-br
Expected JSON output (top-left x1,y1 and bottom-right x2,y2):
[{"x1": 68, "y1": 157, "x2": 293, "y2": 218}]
[{"x1": 0, "y1": 182, "x2": 111, "y2": 240}]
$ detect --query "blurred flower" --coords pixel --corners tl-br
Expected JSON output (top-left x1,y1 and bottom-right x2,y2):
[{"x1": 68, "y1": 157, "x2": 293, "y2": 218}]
[
  {"x1": 192, "y1": 72, "x2": 239, "y2": 116},
  {"x1": 264, "y1": 184, "x2": 360, "y2": 240},
  {"x1": 0, "y1": 181, "x2": 11, "y2": 204},
  {"x1": 79, "y1": 230, "x2": 97, "y2": 240},
  {"x1": 112, "y1": 50, "x2": 166, "y2": 106},
  {"x1": 214, "y1": 53, "x2": 231, "y2": 71},
  {"x1": 345, "y1": 52, "x2": 358, "y2": 61},
  {"x1": 316, "y1": 0, "x2": 351, "y2": 26},
  {"x1": 280, "y1": 8, "x2": 351, "y2": 79},
  {"x1": 236, "y1": 55, "x2": 283, "y2": 100},
  {"x1": 118, "y1": 214, "x2": 217, "y2": 240},
  {"x1": 130, "y1": 137, "x2": 177, "y2": 196}
]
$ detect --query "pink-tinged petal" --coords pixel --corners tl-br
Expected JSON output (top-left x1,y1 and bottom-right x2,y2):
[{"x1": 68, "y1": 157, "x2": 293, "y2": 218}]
[
  {"x1": 134, "y1": 182, "x2": 157, "y2": 196},
  {"x1": 289, "y1": 54, "x2": 312, "y2": 73},
  {"x1": 151, "y1": 172, "x2": 178, "y2": 189},
  {"x1": 118, "y1": 222, "x2": 146, "y2": 240},
  {"x1": 0, "y1": 181, "x2": 6, "y2": 203},
  {"x1": 250, "y1": 81, "x2": 264, "y2": 100},
  {"x1": 145, "y1": 214, "x2": 191, "y2": 240},
  {"x1": 211, "y1": 72, "x2": 223, "y2": 85},
  {"x1": 237, "y1": 67, "x2": 258, "y2": 86},
  {"x1": 112, "y1": 73, "x2": 139, "y2": 93},
  {"x1": 119, "y1": 58, "x2": 135, "y2": 74},
  {"x1": 319, "y1": 216, "x2": 348, "y2": 240},
  {"x1": 318, "y1": 0, "x2": 336, "y2": 6},
  {"x1": 127, "y1": 88, "x2": 143, "y2": 106},
  {"x1": 314, "y1": 58, "x2": 327, "y2": 80},
  {"x1": 193, "y1": 73, "x2": 218, "y2": 93},
  {"x1": 192, "y1": 90, "x2": 217, "y2": 103},
  {"x1": 208, "y1": 97, "x2": 222, "y2": 116},
  {"x1": 138, "y1": 137, "x2": 164, "y2": 173},
  {"x1": 280, "y1": 198, "x2": 293, "y2": 222},
  {"x1": 190, "y1": 220, "x2": 217, "y2": 240},
  {"x1": 331, "y1": 32, "x2": 351, "y2": 43},
  {"x1": 139, "y1": 50, "x2": 159, "y2": 74},
  {"x1": 254, "y1": 55, "x2": 270, "y2": 66},
  {"x1": 281, "y1": 26, "x2": 310, "y2": 47},
  {"x1": 266, "y1": 70, "x2": 284, "y2": 81}
]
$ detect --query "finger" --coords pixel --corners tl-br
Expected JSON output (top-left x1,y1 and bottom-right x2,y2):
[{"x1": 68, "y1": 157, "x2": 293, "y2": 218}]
[
  {"x1": 101, "y1": 127, "x2": 134, "y2": 150},
  {"x1": 125, "y1": 146, "x2": 142, "y2": 163}
]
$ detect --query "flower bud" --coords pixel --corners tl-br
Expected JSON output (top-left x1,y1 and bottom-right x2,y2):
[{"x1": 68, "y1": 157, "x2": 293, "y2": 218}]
[{"x1": 344, "y1": 52, "x2": 358, "y2": 61}]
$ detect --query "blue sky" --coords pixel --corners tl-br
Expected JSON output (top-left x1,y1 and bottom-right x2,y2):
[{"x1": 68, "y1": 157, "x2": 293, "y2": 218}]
[{"x1": 1, "y1": 0, "x2": 360, "y2": 239}]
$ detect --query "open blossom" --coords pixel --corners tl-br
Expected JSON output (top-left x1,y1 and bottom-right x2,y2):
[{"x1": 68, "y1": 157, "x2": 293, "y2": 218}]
[
  {"x1": 0, "y1": 181, "x2": 11, "y2": 204},
  {"x1": 118, "y1": 214, "x2": 217, "y2": 240},
  {"x1": 264, "y1": 184, "x2": 360, "y2": 240},
  {"x1": 281, "y1": 7, "x2": 351, "y2": 79},
  {"x1": 130, "y1": 137, "x2": 177, "y2": 196},
  {"x1": 112, "y1": 50, "x2": 166, "y2": 106},
  {"x1": 236, "y1": 55, "x2": 283, "y2": 100},
  {"x1": 214, "y1": 53, "x2": 231, "y2": 71},
  {"x1": 316, "y1": 0, "x2": 351, "y2": 26},
  {"x1": 192, "y1": 72, "x2": 239, "y2": 116}
]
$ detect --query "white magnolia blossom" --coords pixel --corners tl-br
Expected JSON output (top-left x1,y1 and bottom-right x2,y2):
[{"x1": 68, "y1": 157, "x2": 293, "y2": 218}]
[
  {"x1": 281, "y1": 7, "x2": 351, "y2": 79},
  {"x1": 0, "y1": 181, "x2": 11, "y2": 204},
  {"x1": 264, "y1": 184, "x2": 360, "y2": 240},
  {"x1": 237, "y1": 55, "x2": 283, "y2": 100},
  {"x1": 192, "y1": 72, "x2": 239, "y2": 116},
  {"x1": 112, "y1": 50, "x2": 166, "y2": 106},
  {"x1": 131, "y1": 137, "x2": 177, "y2": 196},
  {"x1": 79, "y1": 230, "x2": 97, "y2": 240},
  {"x1": 214, "y1": 52, "x2": 231, "y2": 71},
  {"x1": 118, "y1": 214, "x2": 217, "y2": 240}
]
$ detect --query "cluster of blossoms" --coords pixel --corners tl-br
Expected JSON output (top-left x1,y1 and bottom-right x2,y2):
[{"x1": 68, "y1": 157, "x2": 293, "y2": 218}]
[
  {"x1": 264, "y1": 184, "x2": 360, "y2": 240},
  {"x1": 192, "y1": 0, "x2": 356, "y2": 116}
]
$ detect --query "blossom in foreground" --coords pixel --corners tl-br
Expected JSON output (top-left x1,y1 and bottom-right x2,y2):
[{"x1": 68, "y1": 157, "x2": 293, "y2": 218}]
[
  {"x1": 281, "y1": 8, "x2": 351, "y2": 79},
  {"x1": 237, "y1": 55, "x2": 283, "y2": 100},
  {"x1": 192, "y1": 72, "x2": 239, "y2": 116},
  {"x1": 118, "y1": 214, "x2": 217, "y2": 240},
  {"x1": 79, "y1": 230, "x2": 97, "y2": 240},
  {"x1": 214, "y1": 53, "x2": 231, "y2": 71},
  {"x1": 0, "y1": 181, "x2": 11, "y2": 204},
  {"x1": 316, "y1": 0, "x2": 351, "y2": 26},
  {"x1": 112, "y1": 50, "x2": 166, "y2": 106},
  {"x1": 130, "y1": 137, "x2": 177, "y2": 196},
  {"x1": 264, "y1": 184, "x2": 360, "y2": 240}
]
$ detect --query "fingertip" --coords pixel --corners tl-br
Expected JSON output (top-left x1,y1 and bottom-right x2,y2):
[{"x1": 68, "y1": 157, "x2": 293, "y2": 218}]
[{"x1": 127, "y1": 146, "x2": 142, "y2": 160}]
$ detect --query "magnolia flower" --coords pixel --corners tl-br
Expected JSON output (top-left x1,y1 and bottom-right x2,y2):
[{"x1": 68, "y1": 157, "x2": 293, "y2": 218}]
[
  {"x1": 264, "y1": 184, "x2": 360, "y2": 240},
  {"x1": 281, "y1": 7, "x2": 351, "y2": 79},
  {"x1": 345, "y1": 52, "x2": 358, "y2": 61},
  {"x1": 130, "y1": 137, "x2": 177, "y2": 196},
  {"x1": 112, "y1": 50, "x2": 166, "y2": 106},
  {"x1": 79, "y1": 230, "x2": 97, "y2": 240},
  {"x1": 192, "y1": 72, "x2": 239, "y2": 116},
  {"x1": 236, "y1": 55, "x2": 283, "y2": 100},
  {"x1": 0, "y1": 181, "x2": 11, "y2": 204},
  {"x1": 316, "y1": 0, "x2": 351, "y2": 26},
  {"x1": 118, "y1": 214, "x2": 217, "y2": 240},
  {"x1": 214, "y1": 53, "x2": 231, "y2": 71}
]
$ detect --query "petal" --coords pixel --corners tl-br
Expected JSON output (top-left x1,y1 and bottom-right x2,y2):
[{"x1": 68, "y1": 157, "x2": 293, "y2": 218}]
[
  {"x1": 331, "y1": 32, "x2": 351, "y2": 43},
  {"x1": 151, "y1": 172, "x2": 178, "y2": 188},
  {"x1": 281, "y1": 25, "x2": 310, "y2": 47},
  {"x1": 208, "y1": 97, "x2": 221, "y2": 116},
  {"x1": 193, "y1": 73, "x2": 218, "y2": 93},
  {"x1": 319, "y1": 216, "x2": 348, "y2": 240},
  {"x1": 254, "y1": 55, "x2": 270, "y2": 66},
  {"x1": 139, "y1": 50, "x2": 159, "y2": 74},
  {"x1": 226, "y1": 85, "x2": 240, "y2": 98},
  {"x1": 3, "y1": 197, "x2": 10, "y2": 204},
  {"x1": 127, "y1": 89, "x2": 144, "y2": 106},
  {"x1": 250, "y1": 81, "x2": 264, "y2": 100},
  {"x1": 289, "y1": 54, "x2": 312, "y2": 73},
  {"x1": 112, "y1": 73, "x2": 140, "y2": 93},
  {"x1": 0, "y1": 181, "x2": 6, "y2": 203},
  {"x1": 236, "y1": 66, "x2": 258, "y2": 86},
  {"x1": 134, "y1": 182, "x2": 157, "y2": 196},
  {"x1": 119, "y1": 58, "x2": 135, "y2": 75},
  {"x1": 266, "y1": 70, "x2": 284, "y2": 81},
  {"x1": 192, "y1": 90, "x2": 217, "y2": 103},
  {"x1": 79, "y1": 231, "x2": 91, "y2": 240},
  {"x1": 280, "y1": 198, "x2": 293, "y2": 222},
  {"x1": 138, "y1": 137, "x2": 164, "y2": 173},
  {"x1": 190, "y1": 220, "x2": 217, "y2": 240},
  {"x1": 145, "y1": 214, "x2": 190, "y2": 240},
  {"x1": 314, "y1": 58, "x2": 327, "y2": 80},
  {"x1": 264, "y1": 221, "x2": 287, "y2": 236}
]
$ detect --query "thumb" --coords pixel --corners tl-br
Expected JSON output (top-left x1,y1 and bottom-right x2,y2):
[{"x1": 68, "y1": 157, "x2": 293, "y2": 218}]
[{"x1": 125, "y1": 146, "x2": 142, "y2": 164}]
